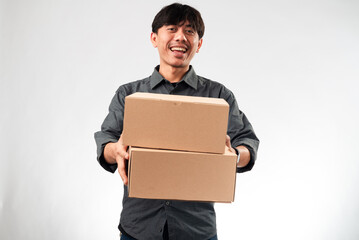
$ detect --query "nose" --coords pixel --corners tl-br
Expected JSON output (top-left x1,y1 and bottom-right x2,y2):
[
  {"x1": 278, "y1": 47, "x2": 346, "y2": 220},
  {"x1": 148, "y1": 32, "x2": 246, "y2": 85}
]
[{"x1": 174, "y1": 28, "x2": 187, "y2": 42}]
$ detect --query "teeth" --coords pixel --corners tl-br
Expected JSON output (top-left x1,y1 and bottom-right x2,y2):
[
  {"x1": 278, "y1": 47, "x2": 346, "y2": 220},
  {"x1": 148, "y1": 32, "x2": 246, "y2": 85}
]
[{"x1": 171, "y1": 47, "x2": 186, "y2": 52}]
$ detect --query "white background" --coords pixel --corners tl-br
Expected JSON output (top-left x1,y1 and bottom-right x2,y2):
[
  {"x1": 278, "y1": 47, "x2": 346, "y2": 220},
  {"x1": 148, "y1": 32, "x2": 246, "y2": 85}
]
[{"x1": 1, "y1": 0, "x2": 359, "y2": 239}]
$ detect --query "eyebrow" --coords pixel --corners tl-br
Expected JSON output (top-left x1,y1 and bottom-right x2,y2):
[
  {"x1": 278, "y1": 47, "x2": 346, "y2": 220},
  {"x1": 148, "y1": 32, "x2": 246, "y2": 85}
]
[
  {"x1": 174, "y1": 22, "x2": 194, "y2": 28},
  {"x1": 165, "y1": 23, "x2": 195, "y2": 30}
]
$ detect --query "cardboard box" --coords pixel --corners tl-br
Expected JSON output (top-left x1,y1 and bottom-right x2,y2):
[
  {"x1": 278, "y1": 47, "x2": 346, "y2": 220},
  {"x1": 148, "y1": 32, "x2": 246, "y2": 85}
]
[
  {"x1": 122, "y1": 92, "x2": 229, "y2": 154},
  {"x1": 127, "y1": 146, "x2": 237, "y2": 202}
]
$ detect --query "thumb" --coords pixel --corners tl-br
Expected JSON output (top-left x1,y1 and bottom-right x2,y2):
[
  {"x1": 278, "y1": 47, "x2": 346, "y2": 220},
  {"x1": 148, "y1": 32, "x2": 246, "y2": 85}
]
[{"x1": 225, "y1": 135, "x2": 231, "y2": 148}]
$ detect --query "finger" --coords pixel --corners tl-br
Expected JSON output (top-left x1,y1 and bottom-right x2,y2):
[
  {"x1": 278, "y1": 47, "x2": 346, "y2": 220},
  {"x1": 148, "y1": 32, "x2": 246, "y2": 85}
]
[
  {"x1": 119, "y1": 150, "x2": 129, "y2": 160},
  {"x1": 118, "y1": 135, "x2": 129, "y2": 159},
  {"x1": 123, "y1": 150, "x2": 129, "y2": 160},
  {"x1": 225, "y1": 135, "x2": 231, "y2": 148},
  {"x1": 117, "y1": 156, "x2": 128, "y2": 185},
  {"x1": 225, "y1": 135, "x2": 236, "y2": 153}
]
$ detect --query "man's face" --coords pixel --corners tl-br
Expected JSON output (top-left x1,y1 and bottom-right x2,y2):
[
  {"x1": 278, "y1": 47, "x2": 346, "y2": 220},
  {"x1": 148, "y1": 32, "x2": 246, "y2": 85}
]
[{"x1": 151, "y1": 21, "x2": 203, "y2": 70}]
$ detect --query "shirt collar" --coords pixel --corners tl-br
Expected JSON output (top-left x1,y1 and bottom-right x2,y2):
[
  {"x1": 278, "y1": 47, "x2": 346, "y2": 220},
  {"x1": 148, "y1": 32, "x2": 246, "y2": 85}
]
[{"x1": 150, "y1": 65, "x2": 198, "y2": 90}]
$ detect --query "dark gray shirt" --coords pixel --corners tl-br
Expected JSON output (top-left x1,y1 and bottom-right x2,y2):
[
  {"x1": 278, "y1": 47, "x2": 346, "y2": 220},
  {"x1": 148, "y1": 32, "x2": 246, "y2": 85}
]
[{"x1": 94, "y1": 66, "x2": 259, "y2": 240}]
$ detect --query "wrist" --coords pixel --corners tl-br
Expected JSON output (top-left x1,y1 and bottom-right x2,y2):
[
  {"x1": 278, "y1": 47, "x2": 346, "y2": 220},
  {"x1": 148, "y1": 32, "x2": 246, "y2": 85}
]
[
  {"x1": 233, "y1": 147, "x2": 240, "y2": 164},
  {"x1": 104, "y1": 142, "x2": 117, "y2": 164}
]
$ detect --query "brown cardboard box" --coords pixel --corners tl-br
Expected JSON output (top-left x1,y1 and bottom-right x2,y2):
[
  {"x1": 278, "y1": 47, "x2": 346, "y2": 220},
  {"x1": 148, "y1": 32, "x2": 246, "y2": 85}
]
[
  {"x1": 122, "y1": 92, "x2": 229, "y2": 154},
  {"x1": 127, "y1": 146, "x2": 237, "y2": 202}
]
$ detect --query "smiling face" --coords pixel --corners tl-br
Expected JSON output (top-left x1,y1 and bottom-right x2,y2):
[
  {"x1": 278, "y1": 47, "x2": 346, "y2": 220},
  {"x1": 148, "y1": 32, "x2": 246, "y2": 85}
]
[{"x1": 151, "y1": 21, "x2": 203, "y2": 71}]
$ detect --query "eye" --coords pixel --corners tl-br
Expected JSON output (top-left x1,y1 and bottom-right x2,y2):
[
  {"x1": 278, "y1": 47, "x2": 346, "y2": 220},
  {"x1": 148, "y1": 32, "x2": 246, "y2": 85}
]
[
  {"x1": 167, "y1": 27, "x2": 176, "y2": 32},
  {"x1": 185, "y1": 29, "x2": 195, "y2": 35}
]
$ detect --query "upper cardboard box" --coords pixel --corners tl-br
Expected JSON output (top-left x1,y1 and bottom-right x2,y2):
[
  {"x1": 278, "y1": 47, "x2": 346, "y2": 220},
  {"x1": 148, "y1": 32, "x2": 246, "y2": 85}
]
[{"x1": 122, "y1": 92, "x2": 229, "y2": 154}]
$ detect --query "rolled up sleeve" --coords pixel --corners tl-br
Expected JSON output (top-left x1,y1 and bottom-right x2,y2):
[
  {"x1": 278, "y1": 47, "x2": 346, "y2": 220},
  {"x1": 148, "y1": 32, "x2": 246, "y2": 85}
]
[
  {"x1": 222, "y1": 88, "x2": 260, "y2": 173},
  {"x1": 94, "y1": 87, "x2": 127, "y2": 173}
]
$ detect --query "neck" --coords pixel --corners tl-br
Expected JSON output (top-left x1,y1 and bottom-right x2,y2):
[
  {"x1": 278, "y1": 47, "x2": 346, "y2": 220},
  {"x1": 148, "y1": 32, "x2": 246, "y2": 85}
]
[{"x1": 158, "y1": 65, "x2": 190, "y2": 83}]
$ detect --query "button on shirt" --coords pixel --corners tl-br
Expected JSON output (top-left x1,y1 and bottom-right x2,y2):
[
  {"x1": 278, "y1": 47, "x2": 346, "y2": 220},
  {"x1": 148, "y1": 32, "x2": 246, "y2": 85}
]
[{"x1": 94, "y1": 66, "x2": 259, "y2": 240}]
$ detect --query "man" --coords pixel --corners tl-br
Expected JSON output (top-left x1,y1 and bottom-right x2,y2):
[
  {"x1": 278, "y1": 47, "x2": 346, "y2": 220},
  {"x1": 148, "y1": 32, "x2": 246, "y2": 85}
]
[{"x1": 94, "y1": 3, "x2": 259, "y2": 240}]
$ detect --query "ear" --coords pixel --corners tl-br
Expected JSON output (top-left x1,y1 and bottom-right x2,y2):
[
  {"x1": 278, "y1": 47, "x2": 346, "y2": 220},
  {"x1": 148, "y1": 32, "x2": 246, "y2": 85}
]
[
  {"x1": 196, "y1": 38, "x2": 203, "y2": 53},
  {"x1": 150, "y1": 32, "x2": 158, "y2": 48}
]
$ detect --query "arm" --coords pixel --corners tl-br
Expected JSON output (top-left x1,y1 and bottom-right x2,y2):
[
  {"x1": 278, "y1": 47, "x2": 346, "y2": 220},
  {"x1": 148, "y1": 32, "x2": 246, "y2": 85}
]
[
  {"x1": 94, "y1": 86, "x2": 130, "y2": 182},
  {"x1": 221, "y1": 88, "x2": 260, "y2": 173}
]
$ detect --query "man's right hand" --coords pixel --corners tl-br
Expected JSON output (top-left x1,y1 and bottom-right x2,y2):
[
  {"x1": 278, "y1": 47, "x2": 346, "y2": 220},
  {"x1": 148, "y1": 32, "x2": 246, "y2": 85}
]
[{"x1": 104, "y1": 134, "x2": 129, "y2": 185}]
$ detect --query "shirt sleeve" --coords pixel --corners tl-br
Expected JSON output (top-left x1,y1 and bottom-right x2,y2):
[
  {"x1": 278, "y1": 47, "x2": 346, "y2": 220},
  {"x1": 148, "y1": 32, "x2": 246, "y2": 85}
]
[
  {"x1": 221, "y1": 88, "x2": 260, "y2": 173},
  {"x1": 94, "y1": 86, "x2": 127, "y2": 173}
]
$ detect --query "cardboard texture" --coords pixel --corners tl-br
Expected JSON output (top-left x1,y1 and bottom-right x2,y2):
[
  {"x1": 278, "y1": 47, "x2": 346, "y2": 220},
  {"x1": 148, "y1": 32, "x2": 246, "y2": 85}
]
[
  {"x1": 122, "y1": 92, "x2": 229, "y2": 154},
  {"x1": 128, "y1": 146, "x2": 237, "y2": 202}
]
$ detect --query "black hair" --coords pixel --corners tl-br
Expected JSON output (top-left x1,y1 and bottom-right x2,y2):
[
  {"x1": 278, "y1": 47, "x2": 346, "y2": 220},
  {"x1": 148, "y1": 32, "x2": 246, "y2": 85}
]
[{"x1": 152, "y1": 3, "x2": 205, "y2": 39}]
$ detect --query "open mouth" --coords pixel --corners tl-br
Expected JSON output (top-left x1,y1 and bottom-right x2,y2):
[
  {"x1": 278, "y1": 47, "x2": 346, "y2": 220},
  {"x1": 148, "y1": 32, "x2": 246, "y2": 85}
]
[{"x1": 170, "y1": 47, "x2": 187, "y2": 53}]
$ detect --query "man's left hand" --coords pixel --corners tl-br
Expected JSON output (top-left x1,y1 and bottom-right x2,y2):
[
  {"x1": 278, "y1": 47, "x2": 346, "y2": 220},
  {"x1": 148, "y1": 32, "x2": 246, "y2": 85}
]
[{"x1": 225, "y1": 135, "x2": 251, "y2": 168}]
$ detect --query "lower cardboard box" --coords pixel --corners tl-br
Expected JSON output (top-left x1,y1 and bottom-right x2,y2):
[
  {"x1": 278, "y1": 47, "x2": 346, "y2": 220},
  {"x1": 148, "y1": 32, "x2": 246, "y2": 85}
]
[{"x1": 127, "y1": 146, "x2": 237, "y2": 203}]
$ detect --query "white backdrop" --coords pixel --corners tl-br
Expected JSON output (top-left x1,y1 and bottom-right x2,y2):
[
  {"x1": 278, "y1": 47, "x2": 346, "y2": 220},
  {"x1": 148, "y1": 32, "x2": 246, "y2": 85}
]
[{"x1": 1, "y1": 0, "x2": 359, "y2": 239}]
